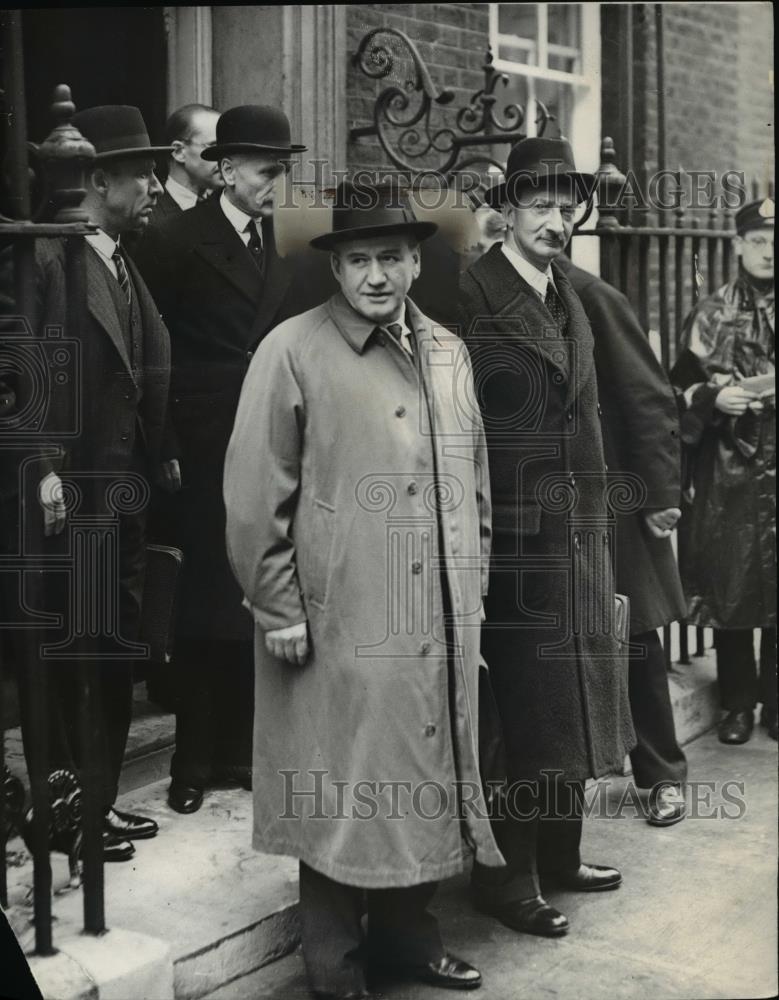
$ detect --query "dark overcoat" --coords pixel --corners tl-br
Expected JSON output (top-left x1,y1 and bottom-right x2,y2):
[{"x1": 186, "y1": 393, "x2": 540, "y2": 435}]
[
  {"x1": 459, "y1": 244, "x2": 635, "y2": 780},
  {"x1": 671, "y1": 274, "x2": 776, "y2": 629},
  {"x1": 558, "y1": 257, "x2": 687, "y2": 635},
  {"x1": 134, "y1": 197, "x2": 310, "y2": 639}
]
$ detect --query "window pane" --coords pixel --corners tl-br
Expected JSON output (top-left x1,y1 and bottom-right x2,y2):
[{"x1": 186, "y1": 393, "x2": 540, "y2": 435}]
[
  {"x1": 534, "y1": 77, "x2": 573, "y2": 139},
  {"x1": 499, "y1": 38, "x2": 536, "y2": 66},
  {"x1": 548, "y1": 51, "x2": 578, "y2": 74},
  {"x1": 498, "y1": 4, "x2": 538, "y2": 43},
  {"x1": 548, "y1": 4, "x2": 580, "y2": 49}
]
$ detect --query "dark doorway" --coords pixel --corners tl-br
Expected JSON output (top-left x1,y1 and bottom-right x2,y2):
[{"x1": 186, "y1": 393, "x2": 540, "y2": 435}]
[{"x1": 20, "y1": 7, "x2": 167, "y2": 144}]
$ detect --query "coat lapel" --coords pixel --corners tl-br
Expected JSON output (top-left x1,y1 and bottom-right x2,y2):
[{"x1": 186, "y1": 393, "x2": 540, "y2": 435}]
[
  {"x1": 85, "y1": 247, "x2": 134, "y2": 379},
  {"x1": 192, "y1": 198, "x2": 263, "y2": 305},
  {"x1": 551, "y1": 260, "x2": 595, "y2": 409},
  {"x1": 469, "y1": 244, "x2": 571, "y2": 385}
]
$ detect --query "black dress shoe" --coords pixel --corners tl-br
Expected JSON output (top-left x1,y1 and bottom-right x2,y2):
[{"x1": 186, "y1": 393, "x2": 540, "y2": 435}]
[
  {"x1": 103, "y1": 831, "x2": 135, "y2": 862},
  {"x1": 760, "y1": 708, "x2": 778, "y2": 741},
  {"x1": 544, "y1": 863, "x2": 622, "y2": 892},
  {"x1": 104, "y1": 807, "x2": 158, "y2": 840},
  {"x1": 412, "y1": 954, "x2": 482, "y2": 990},
  {"x1": 718, "y1": 709, "x2": 754, "y2": 745},
  {"x1": 168, "y1": 781, "x2": 204, "y2": 814},
  {"x1": 646, "y1": 784, "x2": 686, "y2": 827},
  {"x1": 475, "y1": 895, "x2": 569, "y2": 937}
]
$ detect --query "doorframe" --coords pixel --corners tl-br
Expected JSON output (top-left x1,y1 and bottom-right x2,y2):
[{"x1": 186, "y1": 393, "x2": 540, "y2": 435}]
[{"x1": 164, "y1": 6, "x2": 213, "y2": 111}]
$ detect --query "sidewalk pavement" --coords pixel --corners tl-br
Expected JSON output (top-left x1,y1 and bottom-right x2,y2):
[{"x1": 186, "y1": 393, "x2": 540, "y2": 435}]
[{"x1": 203, "y1": 726, "x2": 778, "y2": 1000}]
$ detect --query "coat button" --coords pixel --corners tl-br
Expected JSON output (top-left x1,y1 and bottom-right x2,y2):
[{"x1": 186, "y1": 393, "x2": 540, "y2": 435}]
[
  {"x1": 597, "y1": 403, "x2": 602, "y2": 416},
  {"x1": 569, "y1": 472, "x2": 576, "y2": 485},
  {"x1": 574, "y1": 533, "x2": 581, "y2": 551},
  {"x1": 120, "y1": 433, "x2": 129, "y2": 442},
  {"x1": 424, "y1": 724, "x2": 436, "y2": 737},
  {"x1": 407, "y1": 481, "x2": 418, "y2": 495},
  {"x1": 566, "y1": 408, "x2": 573, "y2": 421},
  {"x1": 420, "y1": 641, "x2": 431, "y2": 654},
  {"x1": 395, "y1": 405, "x2": 406, "y2": 418},
  {"x1": 247, "y1": 350, "x2": 253, "y2": 360},
  {"x1": 411, "y1": 560, "x2": 422, "y2": 574}
]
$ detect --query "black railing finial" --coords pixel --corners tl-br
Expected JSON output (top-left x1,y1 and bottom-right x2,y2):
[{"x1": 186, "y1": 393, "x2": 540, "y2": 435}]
[{"x1": 36, "y1": 85, "x2": 95, "y2": 224}]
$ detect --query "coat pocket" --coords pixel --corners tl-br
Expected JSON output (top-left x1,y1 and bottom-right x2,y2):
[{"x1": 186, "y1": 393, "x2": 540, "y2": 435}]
[{"x1": 303, "y1": 498, "x2": 336, "y2": 610}]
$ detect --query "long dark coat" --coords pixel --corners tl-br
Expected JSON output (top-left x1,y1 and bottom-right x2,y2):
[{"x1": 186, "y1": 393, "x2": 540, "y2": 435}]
[
  {"x1": 671, "y1": 274, "x2": 776, "y2": 629},
  {"x1": 558, "y1": 257, "x2": 687, "y2": 635},
  {"x1": 224, "y1": 293, "x2": 503, "y2": 887},
  {"x1": 459, "y1": 244, "x2": 635, "y2": 781},
  {"x1": 134, "y1": 197, "x2": 310, "y2": 639}
]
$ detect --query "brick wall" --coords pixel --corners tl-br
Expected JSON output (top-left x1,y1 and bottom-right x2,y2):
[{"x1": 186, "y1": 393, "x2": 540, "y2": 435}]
[
  {"x1": 346, "y1": 3, "x2": 490, "y2": 175},
  {"x1": 641, "y1": 2, "x2": 773, "y2": 214}
]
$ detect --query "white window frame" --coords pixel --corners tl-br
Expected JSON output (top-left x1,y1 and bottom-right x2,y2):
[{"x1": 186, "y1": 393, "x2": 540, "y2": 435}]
[{"x1": 489, "y1": 2, "x2": 601, "y2": 272}]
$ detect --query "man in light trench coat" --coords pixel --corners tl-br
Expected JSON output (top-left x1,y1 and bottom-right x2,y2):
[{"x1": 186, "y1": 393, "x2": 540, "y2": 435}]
[{"x1": 224, "y1": 181, "x2": 504, "y2": 999}]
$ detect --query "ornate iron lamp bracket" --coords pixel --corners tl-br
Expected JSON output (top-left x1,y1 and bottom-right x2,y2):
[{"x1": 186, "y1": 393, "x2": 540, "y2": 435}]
[{"x1": 350, "y1": 28, "x2": 553, "y2": 179}]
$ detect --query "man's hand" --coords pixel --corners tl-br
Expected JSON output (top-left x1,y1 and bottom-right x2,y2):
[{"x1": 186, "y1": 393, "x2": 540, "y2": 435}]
[
  {"x1": 265, "y1": 621, "x2": 309, "y2": 665},
  {"x1": 158, "y1": 459, "x2": 182, "y2": 492},
  {"x1": 38, "y1": 471, "x2": 67, "y2": 536},
  {"x1": 715, "y1": 385, "x2": 759, "y2": 416},
  {"x1": 643, "y1": 507, "x2": 681, "y2": 539}
]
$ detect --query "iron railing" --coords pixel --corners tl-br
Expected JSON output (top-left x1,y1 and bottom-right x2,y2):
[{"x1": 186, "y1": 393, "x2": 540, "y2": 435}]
[{"x1": 1, "y1": 9, "x2": 105, "y2": 952}]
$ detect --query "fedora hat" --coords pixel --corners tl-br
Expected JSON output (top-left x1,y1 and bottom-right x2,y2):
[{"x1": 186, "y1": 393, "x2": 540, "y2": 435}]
[
  {"x1": 310, "y1": 180, "x2": 437, "y2": 251},
  {"x1": 201, "y1": 105, "x2": 307, "y2": 160},
  {"x1": 71, "y1": 105, "x2": 172, "y2": 160},
  {"x1": 485, "y1": 137, "x2": 595, "y2": 209}
]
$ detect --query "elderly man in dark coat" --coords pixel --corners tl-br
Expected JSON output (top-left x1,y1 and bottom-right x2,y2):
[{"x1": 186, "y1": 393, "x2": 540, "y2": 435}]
[
  {"x1": 134, "y1": 105, "x2": 312, "y2": 814},
  {"x1": 459, "y1": 138, "x2": 635, "y2": 939},
  {"x1": 557, "y1": 255, "x2": 689, "y2": 827},
  {"x1": 671, "y1": 197, "x2": 776, "y2": 744},
  {"x1": 224, "y1": 182, "x2": 501, "y2": 998}
]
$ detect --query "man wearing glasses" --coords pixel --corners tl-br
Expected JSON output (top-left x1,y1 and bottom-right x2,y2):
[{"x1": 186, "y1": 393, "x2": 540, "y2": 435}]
[
  {"x1": 135, "y1": 105, "x2": 309, "y2": 814},
  {"x1": 672, "y1": 197, "x2": 776, "y2": 745},
  {"x1": 458, "y1": 137, "x2": 634, "y2": 939}
]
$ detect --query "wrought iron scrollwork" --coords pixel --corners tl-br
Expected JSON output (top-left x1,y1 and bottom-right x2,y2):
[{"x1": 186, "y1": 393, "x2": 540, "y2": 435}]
[{"x1": 351, "y1": 29, "x2": 553, "y2": 179}]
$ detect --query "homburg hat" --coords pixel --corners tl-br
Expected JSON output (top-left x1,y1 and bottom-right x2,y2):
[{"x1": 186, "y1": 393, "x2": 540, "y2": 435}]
[
  {"x1": 735, "y1": 197, "x2": 774, "y2": 236},
  {"x1": 484, "y1": 137, "x2": 595, "y2": 209},
  {"x1": 201, "y1": 105, "x2": 307, "y2": 160},
  {"x1": 310, "y1": 180, "x2": 438, "y2": 251},
  {"x1": 71, "y1": 105, "x2": 172, "y2": 160}
]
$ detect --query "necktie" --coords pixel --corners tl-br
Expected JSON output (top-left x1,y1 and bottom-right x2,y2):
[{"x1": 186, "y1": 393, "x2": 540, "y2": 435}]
[
  {"x1": 245, "y1": 219, "x2": 264, "y2": 272},
  {"x1": 386, "y1": 322, "x2": 413, "y2": 356},
  {"x1": 544, "y1": 282, "x2": 567, "y2": 334},
  {"x1": 112, "y1": 248, "x2": 132, "y2": 305}
]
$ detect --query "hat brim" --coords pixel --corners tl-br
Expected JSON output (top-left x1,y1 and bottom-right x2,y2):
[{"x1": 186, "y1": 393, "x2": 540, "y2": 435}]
[
  {"x1": 201, "y1": 142, "x2": 308, "y2": 161},
  {"x1": 310, "y1": 220, "x2": 438, "y2": 251},
  {"x1": 485, "y1": 171, "x2": 596, "y2": 210},
  {"x1": 95, "y1": 145, "x2": 174, "y2": 160}
]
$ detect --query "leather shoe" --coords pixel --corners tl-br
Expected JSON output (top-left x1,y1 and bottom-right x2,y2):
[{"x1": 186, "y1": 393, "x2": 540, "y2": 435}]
[
  {"x1": 104, "y1": 807, "x2": 158, "y2": 840},
  {"x1": 168, "y1": 781, "x2": 204, "y2": 814},
  {"x1": 544, "y1": 863, "x2": 622, "y2": 892},
  {"x1": 103, "y1": 831, "x2": 135, "y2": 862},
  {"x1": 760, "y1": 708, "x2": 778, "y2": 741},
  {"x1": 718, "y1": 709, "x2": 754, "y2": 745},
  {"x1": 647, "y1": 784, "x2": 686, "y2": 827},
  {"x1": 475, "y1": 895, "x2": 569, "y2": 937},
  {"x1": 412, "y1": 954, "x2": 481, "y2": 990}
]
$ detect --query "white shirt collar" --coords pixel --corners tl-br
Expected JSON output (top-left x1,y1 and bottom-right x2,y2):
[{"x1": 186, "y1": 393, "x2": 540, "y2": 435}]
[
  {"x1": 165, "y1": 174, "x2": 199, "y2": 211},
  {"x1": 501, "y1": 241, "x2": 555, "y2": 300},
  {"x1": 85, "y1": 228, "x2": 120, "y2": 273},
  {"x1": 220, "y1": 190, "x2": 262, "y2": 246}
]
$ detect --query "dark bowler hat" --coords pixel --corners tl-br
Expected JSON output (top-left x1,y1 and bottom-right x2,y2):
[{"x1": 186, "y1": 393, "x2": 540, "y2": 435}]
[
  {"x1": 201, "y1": 105, "x2": 307, "y2": 160},
  {"x1": 485, "y1": 137, "x2": 595, "y2": 209},
  {"x1": 71, "y1": 105, "x2": 172, "y2": 160},
  {"x1": 735, "y1": 197, "x2": 774, "y2": 236},
  {"x1": 310, "y1": 180, "x2": 438, "y2": 251}
]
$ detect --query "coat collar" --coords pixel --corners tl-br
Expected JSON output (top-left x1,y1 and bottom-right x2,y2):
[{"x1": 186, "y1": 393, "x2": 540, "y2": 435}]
[
  {"x1": 327, "y1": 291, "x2": 436, "y2": 355},
  {"x1": 467, "y1": 243, "x2": 595, "y2": 407}
]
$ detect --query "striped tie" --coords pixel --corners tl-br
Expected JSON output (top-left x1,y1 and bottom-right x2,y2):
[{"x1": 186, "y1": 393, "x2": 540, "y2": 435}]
[{"x1": 112, "y1": 249, "x2": 132, "y2": 305}]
